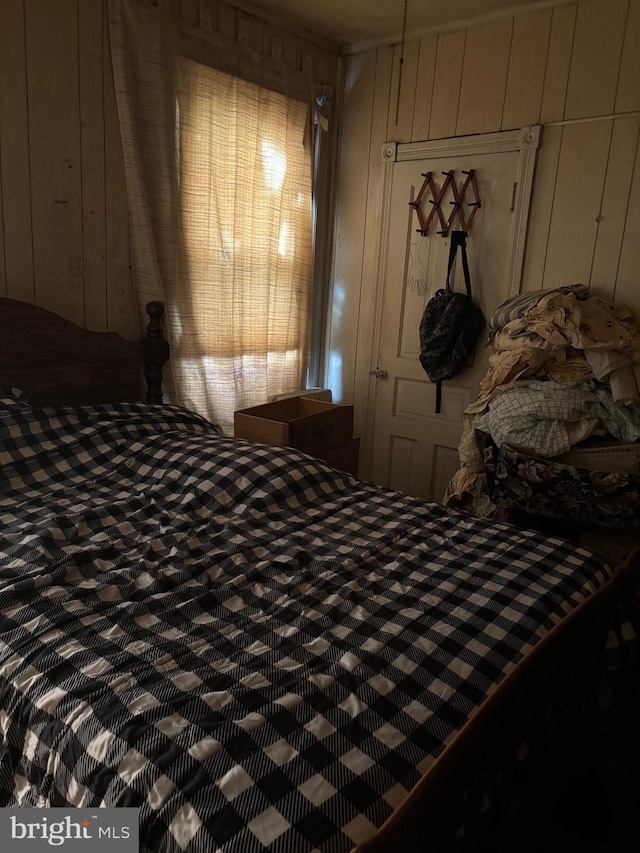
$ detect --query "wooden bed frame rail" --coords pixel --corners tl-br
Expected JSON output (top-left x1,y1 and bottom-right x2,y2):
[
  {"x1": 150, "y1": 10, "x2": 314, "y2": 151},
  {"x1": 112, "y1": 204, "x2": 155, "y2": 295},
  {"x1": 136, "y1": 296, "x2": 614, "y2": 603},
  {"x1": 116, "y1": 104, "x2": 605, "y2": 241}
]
[{"x1": 354, "y1": 566, "x2": 624, "y2": 853}]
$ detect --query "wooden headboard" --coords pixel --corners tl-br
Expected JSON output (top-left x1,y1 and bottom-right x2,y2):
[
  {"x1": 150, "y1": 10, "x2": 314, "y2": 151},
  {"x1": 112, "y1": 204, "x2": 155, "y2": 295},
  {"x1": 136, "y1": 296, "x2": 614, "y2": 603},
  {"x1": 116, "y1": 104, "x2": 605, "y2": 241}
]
[{"x1": 0, "y1": 298, "x2": 170, "y2": 406}]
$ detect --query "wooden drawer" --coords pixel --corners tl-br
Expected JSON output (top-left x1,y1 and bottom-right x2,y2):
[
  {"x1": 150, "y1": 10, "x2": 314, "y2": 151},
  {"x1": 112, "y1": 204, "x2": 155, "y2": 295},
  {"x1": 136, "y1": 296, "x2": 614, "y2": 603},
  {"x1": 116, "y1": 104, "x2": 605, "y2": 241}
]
[
  {"x1": 314, "y1": 438, "x2": 360, "y2": 475},
  {"x1": 234, "y1": 397, "x2": 353, "y2": 454}
]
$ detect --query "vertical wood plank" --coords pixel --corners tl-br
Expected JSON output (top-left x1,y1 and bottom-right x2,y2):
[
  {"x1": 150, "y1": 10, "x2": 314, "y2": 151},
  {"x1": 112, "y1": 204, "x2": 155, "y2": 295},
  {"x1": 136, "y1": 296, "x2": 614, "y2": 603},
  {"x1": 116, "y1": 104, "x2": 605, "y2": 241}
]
[
  {"x1": 501, "y1": 10, "x2": 551, "y2": 130},
  {"x1": 216, "y1": 1, "x2": 235, "y2": 39},
  {"x1": 521, "y1": 124, "x2": 563, "y2": 292},
  {"x1": 540, "y1": 2, "x2": 577, "y2": 123},
  {"x1": 386, "y1": 39, "x2": 419, "y2": 143},
  {"x1": 264, "y1": 24, "x2": 298, "y2": 69},
  {"x1": 237, "y1": 14, "x2": 250, "y2": 44},
  {"x1": 353, "y1": 45, "x2": 393, "y2": 445},
  {"x1": 198, "y1": 0, "x2": 216, "y2": 29},
  {"x1": 238, "y1": 13, "x2": 264, "y2": 53},
  {"x1": 590, "y1": 116, "x2": 640, "y2": 299},
  {"x1": 79, "y1": 0, "x2": 107, "y2": 331},
  {"x1": 103, "y1": 5, "x2": 137, "y2": 340},
  {"x1": 564, "y1": 0, "x2": 627, "y2": 120},
  {"x1": 328, "y1": 50, "x2": 377, "y2": 404},
  {"x1": 0, "y1": 0, "x2": 35, "y2": 302},
  {"x1": 411, "y1": 34, "x2": 436, "y2": 143},
  {"x1": 268, "y1": 32, "x2": 282, "y2": 60},
  {"x1": 543, "y1": 120, "x2": 612, "y2": 289},
  {"x1": 316, "y1": 47, "x2": 338, "y2": 86},
  {"x1": 0, "y1": 164, "x2": 6, "y2": 296},
  {"x1": 298, "y1": 39, "x2": 318, "y2": 78},
  {"x1": 26, "y1": 0, "x2": 84, "y2": 323},
  {"x1": 616, "y1": 0, "x2": 640, "y2": 113},
  {"x1": 614, "y1": 131, "x2": 640, "y2": 308},
  {"x1": 179, "y1": 0, "x2": 200, "y2": 26},
  {"x1": 456, "y1": 19, "x2": 512, "y2": 137},
  {"x1": 428, "y1": 29, "x2": 465, "y2": 140}
]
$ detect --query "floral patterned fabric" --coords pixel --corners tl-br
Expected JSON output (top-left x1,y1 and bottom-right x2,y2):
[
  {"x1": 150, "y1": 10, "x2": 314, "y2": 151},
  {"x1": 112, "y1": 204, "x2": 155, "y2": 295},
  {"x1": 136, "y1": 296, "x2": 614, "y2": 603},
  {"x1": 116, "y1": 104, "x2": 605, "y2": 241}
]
[{"x1": 491, "y1": 444, "x2": 640, "y2": 529}]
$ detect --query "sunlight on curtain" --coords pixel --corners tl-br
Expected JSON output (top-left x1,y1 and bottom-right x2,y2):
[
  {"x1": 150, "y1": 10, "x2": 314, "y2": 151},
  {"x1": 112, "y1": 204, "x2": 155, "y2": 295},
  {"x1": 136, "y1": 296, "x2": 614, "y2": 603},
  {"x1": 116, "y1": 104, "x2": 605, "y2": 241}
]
[
  {"x1": 108, "y1": 0, "x2": 315, "y2": 435},
  {"x1": 172, "y1": 60, "x2": 313, "y2": 431}
]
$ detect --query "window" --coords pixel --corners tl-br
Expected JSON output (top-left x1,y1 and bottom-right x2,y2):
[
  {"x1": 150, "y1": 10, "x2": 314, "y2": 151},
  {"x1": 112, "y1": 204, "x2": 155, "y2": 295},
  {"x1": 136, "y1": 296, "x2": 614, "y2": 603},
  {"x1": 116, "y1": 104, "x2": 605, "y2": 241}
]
[{"x1": 167, "y1": 59, "x2": 314, "y2": 432}]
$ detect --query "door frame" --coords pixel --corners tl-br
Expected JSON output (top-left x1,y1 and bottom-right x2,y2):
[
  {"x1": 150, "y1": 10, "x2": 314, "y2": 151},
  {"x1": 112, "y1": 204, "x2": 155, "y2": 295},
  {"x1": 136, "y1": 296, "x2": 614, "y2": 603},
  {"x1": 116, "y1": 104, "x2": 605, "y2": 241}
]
[{"x1": 357, "y1": 125, "x2": 541, "y2": 482}]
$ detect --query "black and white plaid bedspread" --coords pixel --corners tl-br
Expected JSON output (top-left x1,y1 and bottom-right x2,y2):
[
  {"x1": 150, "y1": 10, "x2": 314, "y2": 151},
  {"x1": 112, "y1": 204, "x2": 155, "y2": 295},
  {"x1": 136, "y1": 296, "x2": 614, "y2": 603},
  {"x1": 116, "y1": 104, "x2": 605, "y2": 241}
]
[{"x1": 0, "y1": 391, "x2": 612, "y2": 852}]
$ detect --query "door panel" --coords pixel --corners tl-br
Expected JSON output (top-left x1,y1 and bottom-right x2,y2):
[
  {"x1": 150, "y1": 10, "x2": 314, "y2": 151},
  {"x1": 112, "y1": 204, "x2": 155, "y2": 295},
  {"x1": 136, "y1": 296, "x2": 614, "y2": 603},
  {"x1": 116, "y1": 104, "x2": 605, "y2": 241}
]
[{"x1": 370, "y1": 148, "x2": 525, "y2": 501}]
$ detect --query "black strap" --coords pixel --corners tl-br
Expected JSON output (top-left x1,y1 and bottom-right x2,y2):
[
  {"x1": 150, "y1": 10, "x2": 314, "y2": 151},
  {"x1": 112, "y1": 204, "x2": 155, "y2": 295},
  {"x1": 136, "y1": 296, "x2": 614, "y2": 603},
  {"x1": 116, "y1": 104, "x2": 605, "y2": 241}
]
[
  {"x1": 437, "y1": 231, "x2": 470, "y2": 416},
  {"x1": 445, "y1": 231, "x2": 471, "y2": 299},
  {"x1": 435, "y1": 380, "x2": 442, "y2": 415}
]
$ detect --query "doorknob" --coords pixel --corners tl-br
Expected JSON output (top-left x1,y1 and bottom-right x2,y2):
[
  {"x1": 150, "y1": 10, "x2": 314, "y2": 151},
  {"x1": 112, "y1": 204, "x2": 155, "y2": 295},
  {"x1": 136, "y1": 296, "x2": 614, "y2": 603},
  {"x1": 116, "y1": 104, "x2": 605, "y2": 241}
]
[{"x1": 369, "y1": 368, "x2": 388, "y2": 378}]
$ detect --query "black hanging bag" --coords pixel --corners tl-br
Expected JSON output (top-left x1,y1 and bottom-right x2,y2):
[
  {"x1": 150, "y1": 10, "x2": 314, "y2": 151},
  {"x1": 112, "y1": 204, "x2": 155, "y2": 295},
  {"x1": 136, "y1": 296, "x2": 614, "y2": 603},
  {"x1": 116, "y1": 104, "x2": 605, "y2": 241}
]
[{"x1": 419, "y1": 231, "x2": 485, "y2": 413}]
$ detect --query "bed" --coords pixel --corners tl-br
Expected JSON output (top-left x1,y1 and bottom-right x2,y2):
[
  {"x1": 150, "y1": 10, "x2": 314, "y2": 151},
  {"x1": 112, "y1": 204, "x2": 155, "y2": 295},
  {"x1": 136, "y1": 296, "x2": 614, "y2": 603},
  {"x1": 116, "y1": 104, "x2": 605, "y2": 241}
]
[
  {"x1": 0, "y1": 298, "x2": 631, "y2": 852},
  {"x1": 0, "y1": 297, "x2": 169, "y2": 406}
]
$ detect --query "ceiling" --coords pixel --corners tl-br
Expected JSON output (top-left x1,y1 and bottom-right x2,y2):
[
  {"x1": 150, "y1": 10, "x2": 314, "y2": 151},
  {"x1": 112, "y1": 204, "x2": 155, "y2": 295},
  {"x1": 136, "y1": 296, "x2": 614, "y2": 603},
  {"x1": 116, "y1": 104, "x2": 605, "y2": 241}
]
[{"x1": 242, "y1": 0, "x2": 547, "y2": 50}]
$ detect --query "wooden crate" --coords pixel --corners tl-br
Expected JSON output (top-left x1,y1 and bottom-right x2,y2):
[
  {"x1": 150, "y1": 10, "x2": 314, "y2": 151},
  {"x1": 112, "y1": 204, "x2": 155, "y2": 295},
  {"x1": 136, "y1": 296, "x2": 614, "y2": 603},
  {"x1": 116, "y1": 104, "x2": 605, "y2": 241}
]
[{"x1": 234, "y1": 397, "x2": 354, "y2": 455}]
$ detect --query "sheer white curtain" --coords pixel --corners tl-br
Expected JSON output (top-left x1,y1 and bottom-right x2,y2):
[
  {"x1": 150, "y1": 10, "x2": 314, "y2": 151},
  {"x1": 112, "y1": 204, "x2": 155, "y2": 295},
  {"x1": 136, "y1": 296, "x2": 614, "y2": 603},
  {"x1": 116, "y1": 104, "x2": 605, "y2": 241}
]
[{"x1": 108, "y1": 0, "x2": 314, "y2": 433}]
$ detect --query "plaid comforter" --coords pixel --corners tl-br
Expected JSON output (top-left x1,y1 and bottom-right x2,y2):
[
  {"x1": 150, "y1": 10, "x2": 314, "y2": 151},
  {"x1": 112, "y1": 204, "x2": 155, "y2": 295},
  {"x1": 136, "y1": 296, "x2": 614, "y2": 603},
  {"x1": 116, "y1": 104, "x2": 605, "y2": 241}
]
[{"x1": 0, "y1": 392, "x2": 611, "y2": 852}]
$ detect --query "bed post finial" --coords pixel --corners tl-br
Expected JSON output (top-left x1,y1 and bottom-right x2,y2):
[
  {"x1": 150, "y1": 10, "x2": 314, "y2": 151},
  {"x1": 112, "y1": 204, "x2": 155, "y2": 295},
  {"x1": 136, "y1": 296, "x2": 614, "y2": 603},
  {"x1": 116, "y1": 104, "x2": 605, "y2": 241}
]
[{"x1": 144, "y1": 301, "x2": 170, "y2": 404}]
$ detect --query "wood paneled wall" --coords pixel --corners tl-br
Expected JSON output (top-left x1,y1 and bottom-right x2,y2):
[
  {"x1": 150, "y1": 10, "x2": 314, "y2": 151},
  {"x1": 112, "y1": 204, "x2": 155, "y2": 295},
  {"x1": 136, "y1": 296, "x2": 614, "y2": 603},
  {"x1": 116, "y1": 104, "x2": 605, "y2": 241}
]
[
  {"x1": 0, "y1": 0, "x2": 339, "y2": 340},
  {"x1": 0, "y1": 0, "x2": 136, "y2": 338},
  {"x1": 330, "y1": 0, "x2": 640, "y2": 427}
]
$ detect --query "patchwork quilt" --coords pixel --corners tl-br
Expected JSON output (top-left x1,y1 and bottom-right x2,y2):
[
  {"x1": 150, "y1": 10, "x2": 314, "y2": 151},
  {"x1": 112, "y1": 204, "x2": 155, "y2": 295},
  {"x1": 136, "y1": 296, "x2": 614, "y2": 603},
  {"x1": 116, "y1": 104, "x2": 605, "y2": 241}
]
[{"x1": 0, "y1": 392, "x2": 611, "y2": 851}]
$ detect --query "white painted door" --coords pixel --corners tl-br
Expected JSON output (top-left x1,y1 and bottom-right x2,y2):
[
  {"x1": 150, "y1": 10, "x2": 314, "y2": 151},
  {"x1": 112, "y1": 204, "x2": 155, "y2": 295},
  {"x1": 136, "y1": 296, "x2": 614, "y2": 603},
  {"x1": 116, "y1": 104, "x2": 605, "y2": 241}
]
[{"x1": 369, "y1": 131, "x2": 538, "y2": 501}]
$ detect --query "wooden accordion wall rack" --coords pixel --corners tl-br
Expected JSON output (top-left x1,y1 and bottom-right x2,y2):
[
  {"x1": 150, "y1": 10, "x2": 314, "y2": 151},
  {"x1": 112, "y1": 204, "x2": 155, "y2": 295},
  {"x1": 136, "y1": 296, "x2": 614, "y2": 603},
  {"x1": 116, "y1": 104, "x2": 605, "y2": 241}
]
[{"x1": 410, "y1": 169, "x2": 481, "y2": 237}]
